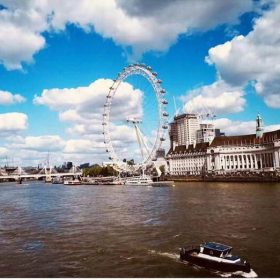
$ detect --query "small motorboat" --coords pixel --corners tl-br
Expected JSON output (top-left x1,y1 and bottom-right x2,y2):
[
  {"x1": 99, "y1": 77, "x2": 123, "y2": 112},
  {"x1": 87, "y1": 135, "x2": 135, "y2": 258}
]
[{"x1": 180, "y1": 242, "x2": 251, "y2": 273}]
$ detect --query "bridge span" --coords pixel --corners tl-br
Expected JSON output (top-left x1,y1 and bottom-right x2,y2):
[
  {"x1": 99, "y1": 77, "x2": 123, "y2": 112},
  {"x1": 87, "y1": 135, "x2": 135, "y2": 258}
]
[{"x1": 0, "y1": 172, "x2": 82, "y2": 181}]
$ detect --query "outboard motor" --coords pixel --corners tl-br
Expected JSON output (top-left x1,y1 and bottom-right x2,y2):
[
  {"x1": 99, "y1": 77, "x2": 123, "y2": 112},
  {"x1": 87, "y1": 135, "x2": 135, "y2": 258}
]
[
  {"x1": 244, "y1": 261, "x2": 251, "y2": 273},
  {"x1": 179, "y1": 248, "x2": 186, "y2": 260}
]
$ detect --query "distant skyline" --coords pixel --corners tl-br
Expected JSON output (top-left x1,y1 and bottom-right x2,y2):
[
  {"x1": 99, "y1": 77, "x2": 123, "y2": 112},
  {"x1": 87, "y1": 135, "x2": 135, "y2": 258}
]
[{"x1": 0, "y1": 0, "x2": 280, "y2": 166}]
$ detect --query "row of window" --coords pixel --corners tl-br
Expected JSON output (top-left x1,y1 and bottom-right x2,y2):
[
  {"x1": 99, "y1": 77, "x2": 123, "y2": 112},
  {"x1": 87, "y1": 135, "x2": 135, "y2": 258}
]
[
  {"x1": 172, "y1": 167, "x2": 201, "y2": 172},
  {"x1": 219, "y1": 146, "x2": 263, "y2": 151},
  {"x1": 171, "y1": 160, "x2": 205, "y2": 166},
  {"x1": 220, "y1": 164, "x2": 256, "y2": 170},
  {"x1": 217, "y1": 152, "x2": 274, "y2": 169}
]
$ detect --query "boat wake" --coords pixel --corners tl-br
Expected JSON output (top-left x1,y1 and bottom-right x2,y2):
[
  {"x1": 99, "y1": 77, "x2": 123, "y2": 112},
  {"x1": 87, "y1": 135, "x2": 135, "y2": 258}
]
[
  {"x1": 148, "y1": 250, "x2": 258, "y2": 278},
  {"x1": 148, "y1": 249, "x2": 180, "y2": 261},
  {"x1": 217, "y1": 269, "x2": 258, "y2": 278}
]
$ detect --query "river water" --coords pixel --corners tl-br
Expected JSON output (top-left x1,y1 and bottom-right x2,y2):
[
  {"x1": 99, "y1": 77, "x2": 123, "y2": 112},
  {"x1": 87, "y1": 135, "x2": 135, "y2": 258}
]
[{"x1": 0, "y1": 181, "x2": 279, "y2": 277}]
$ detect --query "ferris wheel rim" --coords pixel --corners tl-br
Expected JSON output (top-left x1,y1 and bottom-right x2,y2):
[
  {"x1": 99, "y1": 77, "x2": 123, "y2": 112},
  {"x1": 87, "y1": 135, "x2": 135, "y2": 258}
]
[{"x1": 102, "y1": 63, "x2": 168, "y2": 172}]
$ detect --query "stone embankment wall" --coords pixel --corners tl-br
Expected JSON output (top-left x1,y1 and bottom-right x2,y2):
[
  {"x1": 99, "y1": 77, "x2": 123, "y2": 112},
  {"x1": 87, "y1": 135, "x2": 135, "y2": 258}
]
[{"x1": 165, "y1": 171, "x2": 280, "y2": 182}]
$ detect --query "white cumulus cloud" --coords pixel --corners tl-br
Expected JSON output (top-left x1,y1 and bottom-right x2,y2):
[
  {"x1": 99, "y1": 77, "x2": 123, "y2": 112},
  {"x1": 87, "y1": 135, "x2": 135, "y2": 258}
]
[
  {"x1": 34, "y1": 78, "x2": 142, "y2": 118},
  {"x1": 183, "y1": 79, "x2": 246, "y2": 115},
  {"x1": 33, "y1": 78, "x2": 143, "y2": 162},
  {"x1": 34, "y1": 78, "x2": 143, "y2": 133},
  {"x1": 0, "y1": 90, "x2": 25, "y2": 104},
  {"x1": 15, "y1": 135, "x2": 65, "y2": 152},
  {"x1": 0, "y1": 112, "x2": 28, "y2": 133},
  {"x1": 214, "y1": 117, "x2": 280, "y2": 136},
  {"x1": 0, "y1": 146, "x2": 8, "y2": 156},
  {"x1": 213, "y1": 118, "x2": 256, "y2": 136},
  {"x1": 0, "y1": 0, "x2": 255, "y2": 69},
  {"x1": 206, "y1": 1, "x2": 280, "y2": 108},
  {"x1": 0, "y1": 4, "x2": 46, "y2": 69},
  {"x1": 64, "y1": 139, "x2": 103, "y2": 154}
]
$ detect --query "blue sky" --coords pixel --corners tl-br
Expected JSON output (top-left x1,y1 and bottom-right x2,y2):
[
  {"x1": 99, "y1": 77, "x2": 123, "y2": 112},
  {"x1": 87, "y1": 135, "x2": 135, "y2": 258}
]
[{"x1": 0, "y1": 0, "x2": 280, "y2": 166}]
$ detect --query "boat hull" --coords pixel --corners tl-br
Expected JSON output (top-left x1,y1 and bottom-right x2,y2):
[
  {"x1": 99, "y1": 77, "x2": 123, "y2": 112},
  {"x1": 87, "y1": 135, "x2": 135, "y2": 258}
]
[
  {"x1": 124, "y1": 182, "x2": 152, "y2": 186},
  {"x1": 180, "y1": 249, "x2": 251, "y2": 273}
]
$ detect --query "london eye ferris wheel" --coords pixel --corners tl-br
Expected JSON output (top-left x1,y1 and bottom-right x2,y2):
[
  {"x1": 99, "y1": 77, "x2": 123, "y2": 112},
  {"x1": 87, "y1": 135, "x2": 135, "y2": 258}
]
[{"x1": 102, "y1": 63, "x2": 169, "y2": 172}]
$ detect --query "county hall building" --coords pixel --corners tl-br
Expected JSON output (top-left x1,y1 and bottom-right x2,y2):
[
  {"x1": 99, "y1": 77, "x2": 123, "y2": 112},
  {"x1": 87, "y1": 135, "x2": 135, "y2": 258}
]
[{"x1": 167, "y1": 114, "x2": 280, "y2": 175}]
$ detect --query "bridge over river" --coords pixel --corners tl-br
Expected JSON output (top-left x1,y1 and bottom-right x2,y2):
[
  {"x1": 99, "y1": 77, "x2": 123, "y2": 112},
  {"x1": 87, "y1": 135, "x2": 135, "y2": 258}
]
[{"x1": 0, "y1": 166, "x2": 82, "y2": 182}]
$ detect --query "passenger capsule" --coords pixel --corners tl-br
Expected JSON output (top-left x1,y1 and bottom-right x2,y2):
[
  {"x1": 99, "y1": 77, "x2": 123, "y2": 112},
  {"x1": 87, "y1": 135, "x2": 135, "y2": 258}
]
[
  {"x1": 157, "y1": 79, "x2": 162, "y2": 84},
  {"x1": 162, "y1": 125, "x2": 168, "y2": 129},
  {"x1": 163, "y1": 112, "x2": 169, "y2": 117},
  {"x1": 162, "y1": 99, "x2": 168, "y2": 105},
  {"x1": 160, "y1": 89, "x2": 166, "y2": 93},
  {"x1": 147, "y1": 66, "x2": 152, "y2": 70},
  {"x1": 160, "y1": 137, "x2": 165, "y2": 141},
  {"x1": 152, "y1": 72, "x2": 157, "y2": 76}
]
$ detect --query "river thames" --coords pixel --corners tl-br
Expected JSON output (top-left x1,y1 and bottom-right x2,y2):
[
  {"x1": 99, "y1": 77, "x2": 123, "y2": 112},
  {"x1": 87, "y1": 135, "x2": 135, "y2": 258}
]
[{"x1": 0, "y1": 181, "x2": 279, "y2": 277}]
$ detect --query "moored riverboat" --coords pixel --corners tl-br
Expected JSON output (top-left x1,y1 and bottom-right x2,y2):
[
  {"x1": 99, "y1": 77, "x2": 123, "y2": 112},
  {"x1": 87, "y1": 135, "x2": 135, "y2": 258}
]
[
  {"x1": 52, "y1": 176, "x2": 63, "y2": 184},
  {"x1": 64, "y1": 178, "x2": 81, "y2": 185},
  {"x1": 180, "y1": 242, "x2": 251, "y2": 273},
  {"x1": 124, "y1": 175, "x2": 153, "y2": 186}
]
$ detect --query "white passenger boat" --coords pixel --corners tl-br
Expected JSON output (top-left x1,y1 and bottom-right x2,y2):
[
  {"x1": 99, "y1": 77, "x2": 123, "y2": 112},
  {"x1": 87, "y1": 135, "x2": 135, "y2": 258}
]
[
  {"x1": 109, "y1": 179, "x2": 125, "y2": 185},
  {"x1": 124, "y1": 175, "x2": 153, "y2": 186},
  {"x1": 64, "y1": 178, "x2": 81, "y2": 185}
]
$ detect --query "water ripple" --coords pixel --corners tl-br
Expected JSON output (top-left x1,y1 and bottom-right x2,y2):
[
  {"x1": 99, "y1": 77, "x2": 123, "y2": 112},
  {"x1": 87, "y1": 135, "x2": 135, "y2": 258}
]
[{"x1": 0, "y1": 182, "x2": 279, "y2": 277}]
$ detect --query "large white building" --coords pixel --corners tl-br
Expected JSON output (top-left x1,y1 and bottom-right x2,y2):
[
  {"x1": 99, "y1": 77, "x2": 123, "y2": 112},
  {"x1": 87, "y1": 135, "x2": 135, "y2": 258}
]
[
  {"x1": 207, "y1": 115, "x2": 278, "y2": 172},
  {"x1": 167, "y1": 113, "x2": 214, "y2": 175},
  {"x1": 167, "y1": 114, "x2": 280, "y2": 176},
  {"x1": 167, "y1": 142, "x2": 209, "y2": 175}
]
